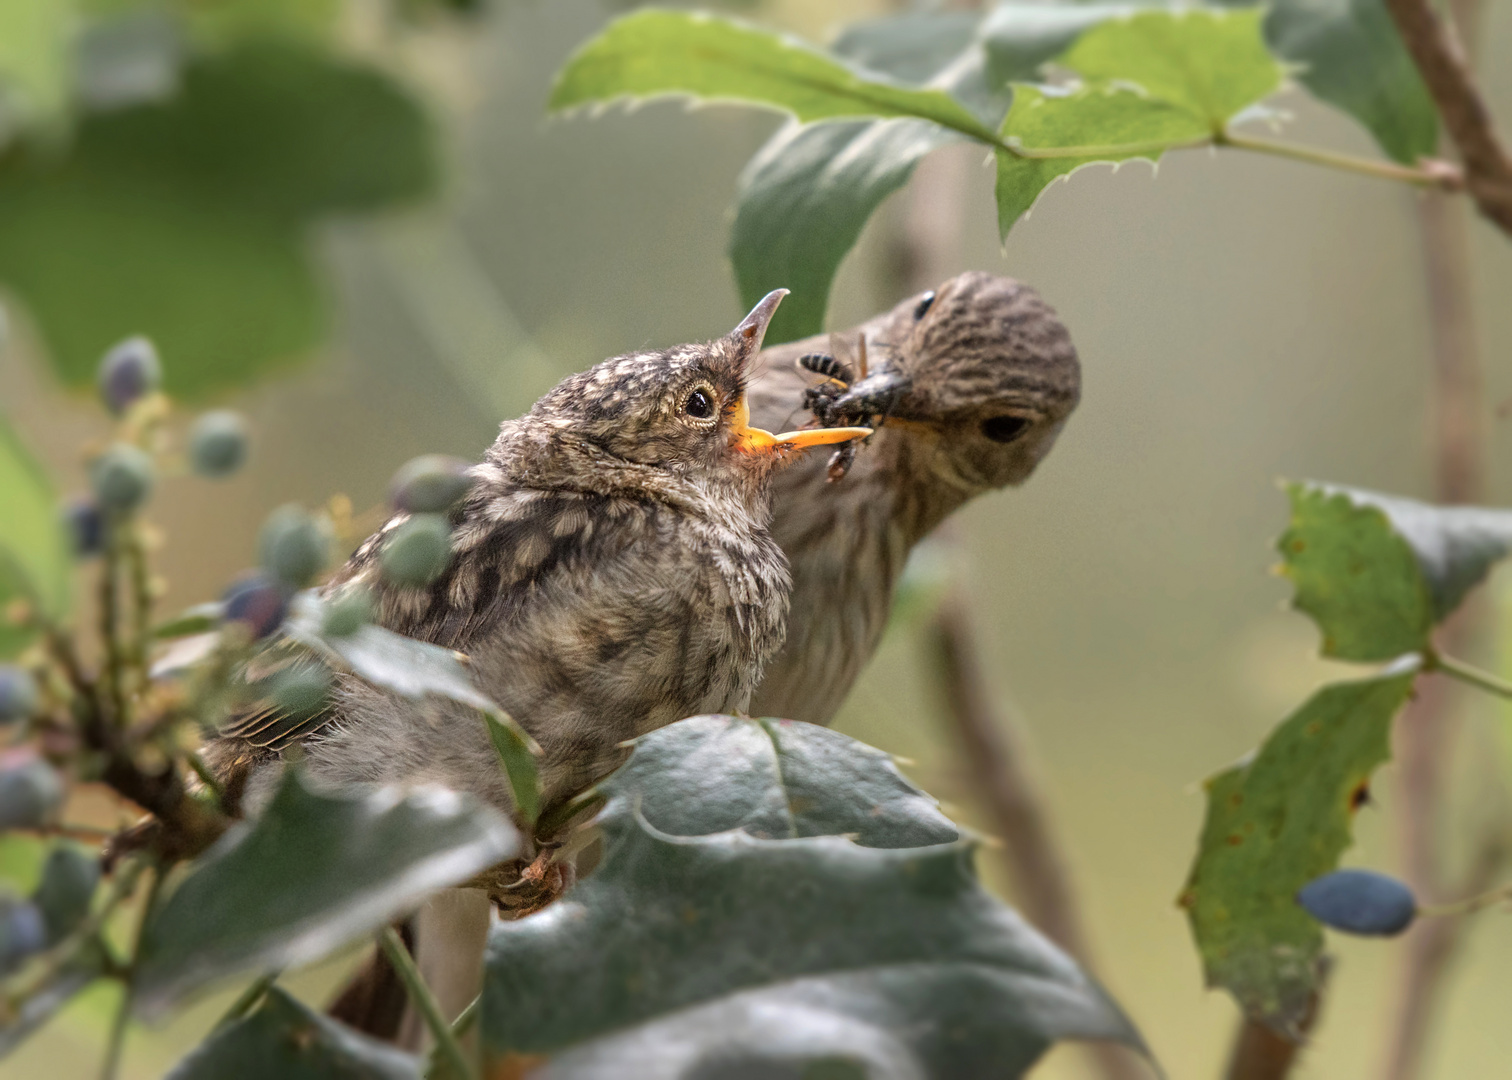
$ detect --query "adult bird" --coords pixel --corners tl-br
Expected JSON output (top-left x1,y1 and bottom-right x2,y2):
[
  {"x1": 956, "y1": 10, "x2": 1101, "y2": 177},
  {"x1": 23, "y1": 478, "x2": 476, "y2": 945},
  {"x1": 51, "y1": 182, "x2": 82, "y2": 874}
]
[{"x1": 748, "y1": 270, "x2": 1081, "y2": 723}]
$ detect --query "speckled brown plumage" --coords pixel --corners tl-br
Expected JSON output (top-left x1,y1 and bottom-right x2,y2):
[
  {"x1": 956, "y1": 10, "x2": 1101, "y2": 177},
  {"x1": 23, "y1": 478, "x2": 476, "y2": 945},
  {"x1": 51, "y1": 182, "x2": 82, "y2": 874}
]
[
  {"x1": 205, "y1": 292, "x2": 863, "y2": 816},
  {"x1": 749, "y1": 271, "x2": 1081, "y2": 722}
]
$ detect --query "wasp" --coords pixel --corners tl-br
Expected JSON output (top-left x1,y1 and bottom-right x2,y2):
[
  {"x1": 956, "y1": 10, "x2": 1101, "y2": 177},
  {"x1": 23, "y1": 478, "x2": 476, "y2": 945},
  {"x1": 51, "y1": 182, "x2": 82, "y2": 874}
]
[{"x1": 794, "y1": 331, "x2": 911, "y2": 482}]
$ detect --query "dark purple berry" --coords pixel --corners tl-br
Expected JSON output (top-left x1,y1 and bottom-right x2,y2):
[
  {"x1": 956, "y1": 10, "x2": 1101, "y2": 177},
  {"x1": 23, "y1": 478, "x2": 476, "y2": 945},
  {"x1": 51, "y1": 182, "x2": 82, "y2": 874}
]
[
  {"x1": 0, "y1": 667, "x2": 38, "y2": 725},
  {"x1": 222, "y1": 572, "x2": 288, "y2": 639},
  {"x1": 97, "y1": 336, "x2": 161, "y2": 415},
  {"x1": 1297, "y1": 869, "x2": 1416, "y2": 937},
  {"x1": 390, "y1": 455, "x2": 474, "y2": 514},
  {"x1": 62, "y1": 498, "x2": 105, "y2": 558}
]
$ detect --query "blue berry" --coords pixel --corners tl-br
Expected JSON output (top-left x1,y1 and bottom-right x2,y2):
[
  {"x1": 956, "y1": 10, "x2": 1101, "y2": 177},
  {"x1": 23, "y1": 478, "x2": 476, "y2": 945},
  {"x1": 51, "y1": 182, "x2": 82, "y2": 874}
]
[
  {"x1": 222, "y1": 572, "x2": 288, "y2": 639},
  {"x1": 1297, "y1": 869, "x2": 1416, "y2": 937},
  {"x1": 0, "y1": 758, "x2": 64, "y2": 830},
  {"x1": 0, "y1": 667, "x2": 38, "y2": 725},
  {"x1": 62, "y1": 498, "x2": 105, "y2": 558},
  {"x1": 89, "y1": 444, "x2": 154, "y2": 513},
  {"x1": 380, "y1": 514, "x2": 453, "y2": 588},
  {"x1": 189, "y1": 411, "x2": 250, "y2": 478},
  {"x1": 97, "y1": 336, "x2": 161, "y2": 415},
  {"x1": 391, "y1": 455, "x2": 474, "y2": 514},
  {"x1": 259, "y1": 505, "x2": 330, "y2": 589},
  {"x1": 0, "y1": 897, "x2": 47, "y2": 973}
]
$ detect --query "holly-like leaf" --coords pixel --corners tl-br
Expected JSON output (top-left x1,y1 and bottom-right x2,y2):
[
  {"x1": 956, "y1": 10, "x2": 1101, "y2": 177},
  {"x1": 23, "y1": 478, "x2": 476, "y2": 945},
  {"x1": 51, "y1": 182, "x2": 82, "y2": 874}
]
[
  {"x1": 1221, "y1": 0, "x2": 1437, "y2": 164},
  {"x1": 482, "y1": 715, "x2": 1143, "y2": 1076},
  {"x1": 134, "y1": 768, "x2": 518, "y2": 1016},
  {"x1": 1278, "y1": 482, "x2": 1512, "y2": 662},
  {"x1": 729, "y1": 11, "x2": 991, "y2": 344},
  {"x1": 1180, "y1": 665, "x2": 1418, "y2": 1032},
  {"x1": 979, "y1": 3, "x2": 1139, "y2": 89},
  {"x1": 549, "y1": 9, "x2": 996, "y2": 141},
  {"x1": 0, "y1": 40, "x2": 437, "y2": 398},
  {"x1": 996, "y1": 9, "x2": 1285, "y2": 235},
  {"x1": 608, "y1": 714, "x2": 959, "y2": 847},
  {"x1": 166, "y1": 986, "x2": 419, "y2": 1080},
  {"x1": 0, "y1": 418, "x2": 70, "y2": 659}
]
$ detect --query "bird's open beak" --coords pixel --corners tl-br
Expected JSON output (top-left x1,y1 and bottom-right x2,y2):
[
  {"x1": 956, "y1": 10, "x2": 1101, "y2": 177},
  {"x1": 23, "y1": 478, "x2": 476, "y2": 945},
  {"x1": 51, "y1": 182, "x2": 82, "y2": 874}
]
[{"x1": 730, "y1": 397, "x2": 871, "y2": 454}]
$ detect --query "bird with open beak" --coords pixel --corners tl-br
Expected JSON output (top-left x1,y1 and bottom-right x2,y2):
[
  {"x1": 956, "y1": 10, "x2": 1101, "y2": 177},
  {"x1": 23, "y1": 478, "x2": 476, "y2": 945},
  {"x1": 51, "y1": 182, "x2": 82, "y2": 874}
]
[{"x1": 204, "y1": 288, "x2": 868, "y2": 822}]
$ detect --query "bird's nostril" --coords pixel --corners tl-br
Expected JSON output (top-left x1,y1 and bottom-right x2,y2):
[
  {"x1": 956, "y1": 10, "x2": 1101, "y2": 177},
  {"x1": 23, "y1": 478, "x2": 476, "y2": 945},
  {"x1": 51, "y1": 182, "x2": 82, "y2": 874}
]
[{"x1": 980, "y1": 415, "x2": 1030, "y2": 443}]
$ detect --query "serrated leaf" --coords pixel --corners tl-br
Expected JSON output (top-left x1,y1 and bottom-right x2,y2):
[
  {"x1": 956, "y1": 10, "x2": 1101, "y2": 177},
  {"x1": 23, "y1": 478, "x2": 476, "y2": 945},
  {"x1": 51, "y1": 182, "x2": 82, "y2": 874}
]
[
  {"x1": 0, "y1": 40, "x2": 437, "y2": 398},
  {"x1": 0, "y1": 418, "x2": 70, "y2": 659},
  {"x1": 730, "y1": 10, "x2": 994, "y2": 343},
  {"x1": 1278, "y1": 482, "x2": 1512, "y2": 662},
  {"x1": 611, "y1": 714, "x2": 959, "y2": 847},
  {"x1": 1223, "y1": 0, "x2": 1438, "y2": 164},
  {"x1": 483, "y1": 715, "x2": 1143, "y2": 1075},
  {"x1": 996, "y1": 9, "x2": 1285, "y2": 235},
  {"x1": 550, "y1": 10, "x2": 996, "y2": 141},
  {"x1": 979, "y1": 3, "x2": 1140, "y2": 86},
  {"x1": 166, "y1": 986, "x2": 420, "y2": 1080},
  {"x1": 1181, "y1": 666, "x2": 1418, "y2": 1032},
  {"x1": 134, "y1": 768, "x2": 518, "y2": 1016}
]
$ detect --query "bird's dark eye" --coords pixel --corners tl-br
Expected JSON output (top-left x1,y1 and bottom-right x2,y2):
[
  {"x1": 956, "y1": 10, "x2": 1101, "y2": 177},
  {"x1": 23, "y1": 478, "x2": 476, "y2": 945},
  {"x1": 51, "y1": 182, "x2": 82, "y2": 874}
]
[
  {"x1": 684, "y1": 388, "x2": 715, "y2": 419},
  {"x1": 913, "y1": 291, "x2": 935, "y2": 320},
  {"x1": 981, "y1": 415, "x2": 1029, "y2": 443}
]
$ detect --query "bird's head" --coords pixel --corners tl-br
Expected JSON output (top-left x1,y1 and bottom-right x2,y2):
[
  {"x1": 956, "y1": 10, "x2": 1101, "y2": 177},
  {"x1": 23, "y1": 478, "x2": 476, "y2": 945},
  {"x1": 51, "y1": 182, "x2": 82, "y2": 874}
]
[
  {"x1": 861, "y1": 271, "x2": 1082, "y2": 492},
  {"x1": 517, "y1": 291, "x2": 869, "y2": 504}
]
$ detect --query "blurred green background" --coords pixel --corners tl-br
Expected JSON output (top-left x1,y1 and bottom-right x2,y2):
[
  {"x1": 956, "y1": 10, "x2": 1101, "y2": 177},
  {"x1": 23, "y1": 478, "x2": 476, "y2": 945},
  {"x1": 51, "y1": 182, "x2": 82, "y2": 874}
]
[{"x1": 3, "y1": 0, "x2": 1512, "y2": 1076}]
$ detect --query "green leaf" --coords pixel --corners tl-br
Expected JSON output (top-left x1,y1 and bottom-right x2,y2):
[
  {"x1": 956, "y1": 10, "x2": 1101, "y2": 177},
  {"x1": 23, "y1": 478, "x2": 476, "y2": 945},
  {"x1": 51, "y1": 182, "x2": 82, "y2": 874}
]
[
  {"x1": 1277, "y1": 482, "x2": 1512, "y2": 662},
  {"x1": 549, "y1": 9, "x2": 996, "y2": 141},
  {"x1": 0, "y1": 941, "x2": 107, "y2": 1055},
  {"x1": 612, "y1": 714, "x2": 959, "y2": 847},
  {"x1": 0, "y1": 0, "x2": 73, "y2": 136},
  {"x1": 0, "y1": 418, "x2": 70, "y2": 658},
  {"x1": 1180, "y1": 665, "x2": 1418, "y2": 1032},
  {"x1": 482, "y1": 715, "x2": 1143, "y2": 1075},
  {"x1": 0, "y1": 40, "x2": 437, "y2": 397},
  {"x1": 730, "y1": 10, "x2": 994, "y2": 343},
  {"x1": 481, "y1": 710, "x2": 541, "y2": 827},
  {"x1": 1224, "y1": 0, "x2": 1438, "y2": 164},
  {"x1": 135, "y1": 767, "x2": 518, "y2": 1016},
  {"x1": 166, "y1": 986, "x2": 420, "y2": 1080},
  {"x1": 995, "y1": 9, "x2": 1285, "y2": 236}
]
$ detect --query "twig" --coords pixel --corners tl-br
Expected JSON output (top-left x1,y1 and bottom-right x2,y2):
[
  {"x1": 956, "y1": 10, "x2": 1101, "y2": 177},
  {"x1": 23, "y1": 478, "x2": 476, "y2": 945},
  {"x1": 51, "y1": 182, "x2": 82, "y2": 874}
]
[
  {"x1": 1217, "y1": 130, "x2": 1462, "y2": 190},
  {"x1": 1430, "y1": 651, "x2": 1512, "y2": 698},
  {"x1": 215, "y1": 970, "x2": 280, "y2": 1030},
  {"x1": 427, "y1": 994, "x2": 481, "y2": 1079},
  {"x1": 1384, "y1": 0, "x2": 1512, "y2": 235},
  {"x1": 925, "y1": 589, "x2": 1146, "y2": 1080},
  {"x1": 101, "y1": 862, "x2": 163, "y2": 1080},
  {"x1": 379, "y1": 926, "x2": 475, "y2": 1080},
  {"x1": 1224, "y1": 962, "x2": 1330, "y2": 1080},
  {"x1": 99, "y1": 518, "x2": 129, "y2": 728}
]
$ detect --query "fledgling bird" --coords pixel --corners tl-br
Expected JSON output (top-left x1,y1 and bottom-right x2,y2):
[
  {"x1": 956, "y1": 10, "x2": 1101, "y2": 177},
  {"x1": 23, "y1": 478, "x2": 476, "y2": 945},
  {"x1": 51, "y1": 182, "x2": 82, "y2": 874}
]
[
  {"x1": 204, "y1": 290, "x2": 867, "y2": 818},
  {"x1": 748, "y1": 271, "x2": 1081, "y2": 723}
]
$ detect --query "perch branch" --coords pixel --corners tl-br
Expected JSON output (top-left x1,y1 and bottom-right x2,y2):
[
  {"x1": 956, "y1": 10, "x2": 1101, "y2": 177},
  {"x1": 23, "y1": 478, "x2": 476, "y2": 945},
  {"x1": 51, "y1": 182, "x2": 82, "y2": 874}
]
[
  {"x1": 926, "y1": 590, "x2": 1146, "y2": 1080},
  {"x1": 1224, "y1": 963, "x2": 1330, "y2": 1080},
  {"x1": 1384, "y1": 0, "x2": 1512, "y2": 236}
]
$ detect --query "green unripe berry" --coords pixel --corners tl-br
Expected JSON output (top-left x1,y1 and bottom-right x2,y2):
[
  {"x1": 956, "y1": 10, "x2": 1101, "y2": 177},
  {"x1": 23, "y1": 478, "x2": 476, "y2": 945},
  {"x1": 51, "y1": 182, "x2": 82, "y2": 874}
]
[
  {"x1": 189, "y1": 410, "x2": 250, "y2": 478},
  {"x1": 259, "y1": 505, "x2": 330, "y2": 589},
  {"x1": 322, "y1": 584, "x2": 374, "y2": 638},
  {"x1": 380, "y1": 514, "x2": 453, "y2": 588},
  {"x1": 0, "y1": 667, "x2": 38, "y2": 725},
  {"x1": 266, "y1": 663, "x2": 332, "y2": 720},
  {"x1": 89, "y1": 444, "x2": 154, "y2": 513},
  {"x1": 390, "y1": 455, "x2": 474, "y2": 514},
  {"x1": 33, "y1": 845, "x2": 100, "y2": 945}
]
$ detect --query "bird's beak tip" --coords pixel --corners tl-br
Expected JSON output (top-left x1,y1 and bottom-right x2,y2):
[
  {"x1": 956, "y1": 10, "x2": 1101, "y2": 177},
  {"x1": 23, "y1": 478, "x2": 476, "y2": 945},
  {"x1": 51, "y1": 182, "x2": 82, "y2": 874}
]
[{"x1": 732, "y1": 289, "x2": 789, "y2": 356}]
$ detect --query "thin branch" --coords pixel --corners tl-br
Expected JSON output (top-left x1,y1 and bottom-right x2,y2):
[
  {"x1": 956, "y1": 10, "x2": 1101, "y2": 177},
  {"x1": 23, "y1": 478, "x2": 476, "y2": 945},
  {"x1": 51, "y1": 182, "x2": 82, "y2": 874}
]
[
  {"x1": 215, "y1": 970, "x2": 280, "y2": 1030},
  {"x1": 379, "y1": 926, "x2": 475, "y2": 1080},
  {"x1": 925, "y1": 590, "x2": 1146, "y2": 1080},
  {"x1": 1384, "y1": 0, "x2": 1512, "y2": 235},
  {"x1": 1218, "y1": 130, "x2": 1462, "y2": 190},
  {"x1": 1224, "y1": 963, "x2": 1330, "y2": 1080},
  {"x1": 99, "y1": 518, "x2": 129, "y2": 728},
  {"x1": 1431, "y1": 651, "x2": 1512, "y2": 699}
]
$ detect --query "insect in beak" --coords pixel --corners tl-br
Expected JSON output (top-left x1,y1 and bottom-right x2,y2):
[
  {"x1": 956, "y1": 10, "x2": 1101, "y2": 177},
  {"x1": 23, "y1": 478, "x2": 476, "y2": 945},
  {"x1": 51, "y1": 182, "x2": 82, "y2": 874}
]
[{"x1": 729, "y1": 396, "x2": 870, "y2": 454}]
